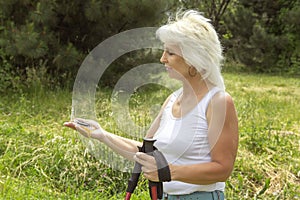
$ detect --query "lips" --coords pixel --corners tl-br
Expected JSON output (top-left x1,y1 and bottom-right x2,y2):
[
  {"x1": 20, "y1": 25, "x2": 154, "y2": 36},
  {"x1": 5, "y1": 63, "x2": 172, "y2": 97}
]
[{"x1": 165, "y1": 66, "x2": 172, "y2": 71}]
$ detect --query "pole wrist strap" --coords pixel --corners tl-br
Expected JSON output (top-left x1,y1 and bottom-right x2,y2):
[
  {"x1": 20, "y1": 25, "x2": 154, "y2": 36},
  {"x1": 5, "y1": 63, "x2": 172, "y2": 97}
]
[{"x1": 152, "y1": 150, "x2": 171, "y2": 182}]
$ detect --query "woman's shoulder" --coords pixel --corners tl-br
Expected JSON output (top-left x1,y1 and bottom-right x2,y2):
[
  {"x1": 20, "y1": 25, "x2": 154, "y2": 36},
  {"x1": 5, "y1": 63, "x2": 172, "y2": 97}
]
[
  {"x1": 212, "y1": 89, "x2": 235, "y2": 104},
  {"x1": 209, "y1": 89, "x2": 236, "y2": 114}
]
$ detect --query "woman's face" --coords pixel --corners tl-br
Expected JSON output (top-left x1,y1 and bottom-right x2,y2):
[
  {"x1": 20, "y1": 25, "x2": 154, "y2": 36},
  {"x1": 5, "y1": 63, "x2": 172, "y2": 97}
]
[{"x1": 160, "y1": 44, "x2": 190, "y2": 80}]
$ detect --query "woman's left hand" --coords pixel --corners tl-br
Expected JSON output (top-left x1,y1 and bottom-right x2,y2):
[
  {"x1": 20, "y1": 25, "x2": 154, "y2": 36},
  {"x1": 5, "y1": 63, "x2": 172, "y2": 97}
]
[{"x1": 134, "y1": 152, "x2": 159, "y2": 182}]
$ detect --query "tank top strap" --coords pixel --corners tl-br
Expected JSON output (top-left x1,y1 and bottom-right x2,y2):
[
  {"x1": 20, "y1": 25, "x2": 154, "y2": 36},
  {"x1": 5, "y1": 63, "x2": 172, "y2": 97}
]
[
  {"x1": 167, "y1": 88, "x2": 183, "y2": 107},
  {"x1": 199, "y1": 87, "x2": 222, "y2": 113},
  {"x1": 166, "y1": 87, "x2": 222, "y2": 114}
]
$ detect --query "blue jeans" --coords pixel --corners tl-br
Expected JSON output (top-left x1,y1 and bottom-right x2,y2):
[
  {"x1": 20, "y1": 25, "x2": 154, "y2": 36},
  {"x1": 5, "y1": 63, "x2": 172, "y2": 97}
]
[{"x1": 163, "y1": 190, "x2": 224, "y2": 200}]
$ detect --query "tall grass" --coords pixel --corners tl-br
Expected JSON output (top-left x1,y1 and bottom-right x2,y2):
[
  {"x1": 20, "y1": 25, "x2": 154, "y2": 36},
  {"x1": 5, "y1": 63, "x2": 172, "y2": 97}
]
[
  {"x1": 0, "y1": 73, "x2": 299, "y2": 199},
  {"x1": 223, "y1": 74, "x2": 300, "y2": 199}
]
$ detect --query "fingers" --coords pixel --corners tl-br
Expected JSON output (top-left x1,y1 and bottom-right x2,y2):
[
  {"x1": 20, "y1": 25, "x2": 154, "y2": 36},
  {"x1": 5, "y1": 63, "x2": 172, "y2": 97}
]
[
  {"x1": 74, "y1": 118, "x2": 100, "y2": 129},
  {"x1": 134, "y1": 152, "x2": 155, "y2": 165},
  {"x1": 74, "y1": 117, "x2": 87, "y2": 122},
  {"x1": 63, "y1": 122, "x2": 76, "y2": 130},
  {"x1": 64, "y1": 119, "x2": 104, "y2": 140},
  {"x1": 142, "y1": 169, "x2": 158, "y2": 181},
  {"x1": 134, "y1": 152, "x2": 159, "y2": 182},
  {"x1": 134, "y1": 152, "x2": 158, "y2": 173},
  {"x1": 88, "y1": 120, "x2": 101, "y2": 129}
]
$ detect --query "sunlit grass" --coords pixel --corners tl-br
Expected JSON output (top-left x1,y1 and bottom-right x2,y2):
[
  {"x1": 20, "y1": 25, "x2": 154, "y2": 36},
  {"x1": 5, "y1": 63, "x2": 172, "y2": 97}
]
[{"x1": 0, "y1": 73, "x2": 299, "y2": 199}]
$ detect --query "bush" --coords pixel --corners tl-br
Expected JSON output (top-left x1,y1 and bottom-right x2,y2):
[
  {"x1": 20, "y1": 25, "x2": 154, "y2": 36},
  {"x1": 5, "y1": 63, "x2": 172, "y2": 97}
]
[
  {"x1": 224, "y1": 0, "x2": 300, "y2": 75},
  {"x1": 0, "y1": 49, "x2": 21, "y2": 93},
  {"x1": 0, "y1": 0, "x2": 170, "y2": 88}
]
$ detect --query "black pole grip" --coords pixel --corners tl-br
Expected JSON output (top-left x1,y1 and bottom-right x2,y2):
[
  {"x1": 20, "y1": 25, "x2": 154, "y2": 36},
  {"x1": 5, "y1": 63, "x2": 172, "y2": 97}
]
[
  {"x1": 142, "y1": 138, "x2": 157, "y2": 152},
  {"x1": 142, "y1": 138, "x2": 163, "y2": 199},
  {"x1": 126, "y1": 138, "x2": 164, "y2": 200}
]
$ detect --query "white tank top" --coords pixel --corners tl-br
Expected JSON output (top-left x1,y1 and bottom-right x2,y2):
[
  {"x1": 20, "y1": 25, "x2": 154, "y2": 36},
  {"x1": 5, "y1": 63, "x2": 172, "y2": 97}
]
[{"x1": 153, "y1": 87, "x2": 225, "y2": 195}]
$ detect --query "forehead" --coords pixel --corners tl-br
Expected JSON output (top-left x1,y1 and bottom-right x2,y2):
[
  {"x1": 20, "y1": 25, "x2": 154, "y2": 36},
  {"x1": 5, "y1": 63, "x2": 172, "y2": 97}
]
[
  {"x1": 163, "y1": 43, "x2": 182, "y2": 55},
  {"x1": 164, "y1": 43, "x2": 179, "y2": 50}
]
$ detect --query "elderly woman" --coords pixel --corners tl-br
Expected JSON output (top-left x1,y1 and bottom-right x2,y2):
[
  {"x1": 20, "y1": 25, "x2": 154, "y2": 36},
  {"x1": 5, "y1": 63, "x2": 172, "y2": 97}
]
[{"x1": 65, "y1": 10, "x2": 238, "y2": 200}]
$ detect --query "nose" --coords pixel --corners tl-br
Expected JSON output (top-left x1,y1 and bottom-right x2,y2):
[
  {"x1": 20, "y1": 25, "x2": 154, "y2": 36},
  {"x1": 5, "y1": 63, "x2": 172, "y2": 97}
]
[{"x1": 160, "y1": 51, "x2": 167, "y2": 64}]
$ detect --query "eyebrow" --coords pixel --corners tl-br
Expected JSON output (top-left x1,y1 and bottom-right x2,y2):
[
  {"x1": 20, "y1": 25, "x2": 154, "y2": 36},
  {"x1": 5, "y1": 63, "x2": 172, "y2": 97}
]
[{"x1": 164, "y1": 46, "x2": 176, "y2": 51}]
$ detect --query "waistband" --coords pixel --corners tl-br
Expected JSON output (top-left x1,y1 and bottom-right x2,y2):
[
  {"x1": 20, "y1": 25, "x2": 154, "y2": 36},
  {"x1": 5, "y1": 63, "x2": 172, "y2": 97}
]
[{"x1": 163, "y1": 190, "x2": 224, "y2": 200}]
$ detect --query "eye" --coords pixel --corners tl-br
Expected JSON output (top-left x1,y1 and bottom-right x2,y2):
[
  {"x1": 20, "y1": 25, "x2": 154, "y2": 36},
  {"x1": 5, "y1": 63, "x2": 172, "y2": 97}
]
[{"x1": 166, "y1": 50, "x2": 175, "y2": 56}]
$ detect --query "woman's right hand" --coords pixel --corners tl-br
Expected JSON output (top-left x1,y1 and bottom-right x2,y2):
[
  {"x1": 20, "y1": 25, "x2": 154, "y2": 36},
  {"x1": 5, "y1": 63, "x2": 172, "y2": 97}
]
[{"x1": 64, "y1": 118, "x2": 105, "y2": 140}]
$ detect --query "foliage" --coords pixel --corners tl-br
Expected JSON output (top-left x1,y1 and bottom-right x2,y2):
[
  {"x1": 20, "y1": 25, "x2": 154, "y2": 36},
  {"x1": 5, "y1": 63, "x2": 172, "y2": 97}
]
[
  {"x1": 0, "y1": 73, "x2": 299, "y2": 199},
  {"x1": 169, "y1": 0, "x2": 299, "y2": 75},
  {"x1": 1, "y1": 0, "x2": 300, "y2": 93},
  {"x1": 223, "y1": 0, "x2": 300, "y2": 74},
  {"x1": 0, "y1": 49, "x2": 20, "y2": 92},
  {"x1": 175, "y1": 0, "x2": 231, "y2": 33},
  {"x1": 0, "y1": 0, "x2": 171, "y2": 90}
]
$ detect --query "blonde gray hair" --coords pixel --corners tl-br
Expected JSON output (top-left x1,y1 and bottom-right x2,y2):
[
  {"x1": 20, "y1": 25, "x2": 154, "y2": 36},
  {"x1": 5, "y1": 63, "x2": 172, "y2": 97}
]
[{"x1": 156, "y1": 10, "x2": 225, "y2": 90}]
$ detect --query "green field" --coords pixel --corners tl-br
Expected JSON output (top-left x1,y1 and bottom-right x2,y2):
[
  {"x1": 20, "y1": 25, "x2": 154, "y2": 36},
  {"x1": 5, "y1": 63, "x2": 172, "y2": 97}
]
[{"x1": 0, "y1": 73, "x2": 299, "y2": 199}]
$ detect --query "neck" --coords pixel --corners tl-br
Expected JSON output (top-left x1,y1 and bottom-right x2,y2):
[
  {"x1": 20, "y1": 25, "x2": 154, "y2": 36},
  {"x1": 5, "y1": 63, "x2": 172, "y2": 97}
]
[
  {"x1": 181, "y1": 76, "x2": 210, "y2": 98},
  {"x1": 175, "y1": 77, "x2": 211, "y2": 113}
]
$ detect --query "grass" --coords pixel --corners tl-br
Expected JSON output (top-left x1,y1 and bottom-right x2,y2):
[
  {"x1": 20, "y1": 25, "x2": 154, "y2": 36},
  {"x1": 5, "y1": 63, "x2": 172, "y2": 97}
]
[
  {"x1": 0, "y1": 73, "x2": 299, "y2": 199},
  {"x1": 223, "y1": 73, "x2": 300, "y2": 199}
]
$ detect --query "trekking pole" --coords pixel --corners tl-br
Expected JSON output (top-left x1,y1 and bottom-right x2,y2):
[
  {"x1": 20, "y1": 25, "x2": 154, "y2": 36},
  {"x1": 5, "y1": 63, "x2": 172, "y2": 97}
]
[
  {"x1": 143, "y1": 138, "x2": 163, "y2": 200},
  {"x1": 125, "y1": 160, "x2": 141, "y2": 200},
  {"x1": 125, "y1": 138, "x2": 163, "y2": 200}
]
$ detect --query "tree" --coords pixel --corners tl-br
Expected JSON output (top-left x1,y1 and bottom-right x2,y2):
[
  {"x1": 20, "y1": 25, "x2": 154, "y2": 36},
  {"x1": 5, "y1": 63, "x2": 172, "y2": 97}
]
[
  {"x1": 0, "y1": 0, "x2": 171, "y2": 88},
  {"x1": 224, "y1": 0, "x2": 300, "y2": 74},
  {"x1": 173, "y1": 0, "x2": 231, "y2": 34}
]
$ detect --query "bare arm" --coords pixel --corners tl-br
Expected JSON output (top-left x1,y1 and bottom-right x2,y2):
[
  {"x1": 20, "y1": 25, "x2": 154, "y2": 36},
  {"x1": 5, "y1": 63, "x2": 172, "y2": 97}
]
[
  {"x1": 65, "y1": 95, "x2": 172, "y2": 161},
  {"x1": 96, "y1": 95, "x2": 171, "y2": 161},
  {"x1": 93, "y1": 130, "x2": 141, "y2": 161}
]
